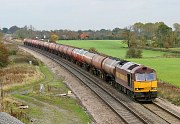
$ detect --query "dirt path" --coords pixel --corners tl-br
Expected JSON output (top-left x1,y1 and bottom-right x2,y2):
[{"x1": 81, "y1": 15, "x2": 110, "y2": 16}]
[{"x1": 15, "y1": 96, "x2": 75, "y2": 124}]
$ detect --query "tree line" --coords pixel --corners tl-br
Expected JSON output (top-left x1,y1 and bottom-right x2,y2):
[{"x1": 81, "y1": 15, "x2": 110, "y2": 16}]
[
  {"x1": 1, "y1": 22, "x2": 180, "y2": 48},
  {"x1": 1, "y1": 22, "x2": 180, "y2": 66}
]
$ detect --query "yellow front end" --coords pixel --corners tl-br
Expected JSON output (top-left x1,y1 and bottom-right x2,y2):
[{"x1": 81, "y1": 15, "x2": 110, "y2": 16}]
[
  {"x1": 134, "y1": 80, "x2": 157, "y2": 92},
  {"x1": 133, "y1": 80, "x2": 157, "y2": 100}
]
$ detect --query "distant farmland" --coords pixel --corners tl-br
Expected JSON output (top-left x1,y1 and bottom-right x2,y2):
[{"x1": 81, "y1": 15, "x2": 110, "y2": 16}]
[{"x1": 57, "y1": 40, "x2": 180, "y2": 87}]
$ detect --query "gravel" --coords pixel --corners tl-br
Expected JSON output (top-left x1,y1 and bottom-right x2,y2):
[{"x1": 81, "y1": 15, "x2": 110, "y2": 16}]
[
  {"x1": 20, "y1": 47, "x2": 124, "y2": 124},
  {"x1": 0, "y1": 112, "x2": 24, "y2": 124}
]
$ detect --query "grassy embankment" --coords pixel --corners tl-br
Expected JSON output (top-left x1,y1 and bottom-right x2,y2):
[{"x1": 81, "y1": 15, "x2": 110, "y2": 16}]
[
  {"x1": 0, "y1": 43, "x2": 91, "y2": 123},
  {"x1": 58, "y1": 40, "x2": 180, "y2": 105}
]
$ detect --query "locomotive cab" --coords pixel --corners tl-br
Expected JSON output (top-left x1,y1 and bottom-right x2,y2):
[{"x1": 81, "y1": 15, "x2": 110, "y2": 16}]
[
  {"x1": 133, "y1": 66, "x2": 157, "y2": 100},
  {"x1": 115, "y1": 63, "x2": 157, "y2": 101}
]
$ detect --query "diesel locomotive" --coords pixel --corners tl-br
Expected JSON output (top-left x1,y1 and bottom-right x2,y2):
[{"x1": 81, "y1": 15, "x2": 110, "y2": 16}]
[{"x1": 24, "y1": 39, "x2": 157, "y2": 101}]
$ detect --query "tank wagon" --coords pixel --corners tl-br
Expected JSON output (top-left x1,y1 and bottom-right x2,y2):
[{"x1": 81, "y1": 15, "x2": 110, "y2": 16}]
[{"x1": 24, "y1": 39, "x2": 157, "y2": 101}]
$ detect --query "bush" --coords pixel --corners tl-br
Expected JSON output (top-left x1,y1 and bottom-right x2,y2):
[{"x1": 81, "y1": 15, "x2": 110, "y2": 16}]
[
  {"x1": 11, "y1": 55, "x2": 39, "y2": 65},
  {"x1": 0, "y1": 43, "x2": 9, "y2": 67},
  {"x1": 9, "y1": 50, "x2": 17, "y2": 55},
  {"x1": 89, "y1": 47, "x2": 98, "y2": 53},
  {"x1": 126, "y1": 47, "x2": 142, "y2": 58}
]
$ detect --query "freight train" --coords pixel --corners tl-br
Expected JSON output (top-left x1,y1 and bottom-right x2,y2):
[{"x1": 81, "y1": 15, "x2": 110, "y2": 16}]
[{"x1": 24, "y1": 39, "x2": 157, "y2": 101}]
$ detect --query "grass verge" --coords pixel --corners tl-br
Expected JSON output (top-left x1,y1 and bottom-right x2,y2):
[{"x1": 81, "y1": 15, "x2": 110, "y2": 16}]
[
  {"x1": 11, "y1": 63, "x2": 91, "y2": 124},
  {"x1": 158, "y1": 82, "x2": 180, "y2": 105}
]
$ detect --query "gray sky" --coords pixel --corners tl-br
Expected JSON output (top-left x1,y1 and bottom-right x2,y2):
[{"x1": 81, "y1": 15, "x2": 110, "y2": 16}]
[{"x1": 0, "y1": 0, "x2": 179, "y2": 30}]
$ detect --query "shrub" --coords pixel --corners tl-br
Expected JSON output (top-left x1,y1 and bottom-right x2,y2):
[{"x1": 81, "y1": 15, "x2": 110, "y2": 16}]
[
  {"x1": 11, "y1": 55, "x2": 39, "y2": 65},
  {"x1": 89, "y1": 47, "x2": 98, "y2": 53},
  {"x1": 0, "y1": 43, "x2": 9, "y2": 67},
  {"x1": 9, "y1": 50, "x2": 17, "y2": 55},
  {"x1": 126, "y1": 47, "x2": 142, "y2": 58}
]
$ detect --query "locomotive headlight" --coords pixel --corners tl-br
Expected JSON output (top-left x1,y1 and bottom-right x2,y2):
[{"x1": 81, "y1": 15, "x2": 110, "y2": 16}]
[
  {"x1": 135, "y1": 88, "x2": 144, "y2": 91},
  {"x1": 135, "y1": 88, "x2": 139, "y2": 91},
  {"x1": 151, "y1": 87, "x2": 157, "y2": 90}
]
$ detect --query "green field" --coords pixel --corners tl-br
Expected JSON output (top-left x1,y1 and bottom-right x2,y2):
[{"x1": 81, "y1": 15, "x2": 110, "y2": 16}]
[
  {"x1": 129, "y1": 58, "x2": 180, "y2": 87},
  {"x1": 57, "y1": 40, "x2": 180, "y2": 87}
]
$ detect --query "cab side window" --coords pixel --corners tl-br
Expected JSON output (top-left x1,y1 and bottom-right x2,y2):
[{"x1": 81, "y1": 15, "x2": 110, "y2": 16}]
[{"x1": 127, "y1": 74, "x2": 131, "y2": 87}]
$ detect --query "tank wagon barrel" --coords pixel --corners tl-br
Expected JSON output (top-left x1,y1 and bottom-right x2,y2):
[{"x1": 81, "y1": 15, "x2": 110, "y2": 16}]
[
  {"x1": 84, "y1": 52, "x2": 96, "y2": 65},
  {"x1": 91, "y1": 54, "x2": 107, "y2": 70},
  {"x1": 67, "y1": 47, "x2": 75, "y2": 57},
  {"x1": 102, "y1": 58, "x2": 120, "y2": 75}
]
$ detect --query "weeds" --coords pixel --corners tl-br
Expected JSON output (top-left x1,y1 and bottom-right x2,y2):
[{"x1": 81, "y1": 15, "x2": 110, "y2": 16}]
[
  {"x1": 1, "y1": 97, "x2": 30, "y2": 123},
  {"x1": 0, "y1": 64, "x2": 41, "y2": 91},
  {"x1": 11, "y1": 63, "x2": 91, "y2": 124},
  {"x1": 158, "y1": 81, "x2": 180, "y2": 105}
]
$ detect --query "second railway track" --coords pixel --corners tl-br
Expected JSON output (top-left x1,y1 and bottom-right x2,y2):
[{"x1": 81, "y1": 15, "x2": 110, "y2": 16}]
[{"x1": 142, "y1": 102, "x2": 180, "y2": 124}]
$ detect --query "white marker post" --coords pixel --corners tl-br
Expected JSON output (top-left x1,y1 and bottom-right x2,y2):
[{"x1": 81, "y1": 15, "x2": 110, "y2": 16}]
[{"x1": 40, "y1": 84, "x2": 44, "y2": 94}]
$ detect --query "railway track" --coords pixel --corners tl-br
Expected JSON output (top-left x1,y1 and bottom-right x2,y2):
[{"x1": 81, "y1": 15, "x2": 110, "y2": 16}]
[
  {"x1": 23, "y1": 45, "x2": 149, "y2": 124},
  {"x1": 142, "y1": 102, "x2": 180, "y2": 124},
  {"x1": 22, "y1": 45, "x2": 180, "y2": 124}
]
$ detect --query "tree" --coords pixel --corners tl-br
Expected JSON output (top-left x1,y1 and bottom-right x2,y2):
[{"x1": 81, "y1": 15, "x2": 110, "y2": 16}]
[
  {"x1": 14, "y1": 25, "x2": 36, "y2": 39},
  {"x1": 133, "y1": 22, "x2": 144, "y2": 39},
  {"x1": 14, "y1": 28, "x2": 29, "y2": 39},
  {"x1": 156, "y1": 23, "x2": 173, "y2": 48},
  {"x1": 2, "y1": 28, "x2": 8, "y2": 34},
  {"x1": 173, "y1": 23, "x2": 180, "y2": 46},
  {"x1": 143, "y1": 23, "x2": 156, "y2": 41},
  {"x1": 50, "y1": 33, "x2": 59, "y2": 43},
  {"x1": 123, "y1": 26, "x2": 143, "y2": 58},
  {"x1": 122, "y1": 26, "x2": 140, "y2": 48},
  {"x1": 122, "y1": 27, "x2": 132, "y2": 48},
  {"x1": 9, "y1": 26, "x2": 20, "y2": 34},
  {"x1": 112, "y1": 28, "x2": 124, "y2": 40}
]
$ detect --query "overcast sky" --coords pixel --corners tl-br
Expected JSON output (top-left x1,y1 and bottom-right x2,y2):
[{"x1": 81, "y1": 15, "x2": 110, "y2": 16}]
[{"x1": 0, "y1": 0, "x2": 179, "y2": 30}]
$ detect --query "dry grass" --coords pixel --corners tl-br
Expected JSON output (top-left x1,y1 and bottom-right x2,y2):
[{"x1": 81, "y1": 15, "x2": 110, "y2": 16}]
[
  {"x1": 0, "y1": 42, "x2": 43, "y2": 123},
  {"x1": 158, "y1": 81, "x2": 180, "y2": 105},
  {"x1": 0, "y1": 64, "x2": 42, "y2": 91},
  {"x1": 9, "y1": 49, "x2": 39, "y2": 65},
  {"x1": 1, "y1": 97, "x2": 30, "y2": 122}
]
